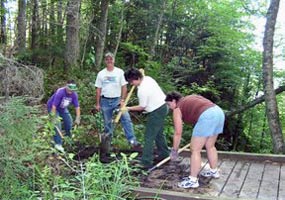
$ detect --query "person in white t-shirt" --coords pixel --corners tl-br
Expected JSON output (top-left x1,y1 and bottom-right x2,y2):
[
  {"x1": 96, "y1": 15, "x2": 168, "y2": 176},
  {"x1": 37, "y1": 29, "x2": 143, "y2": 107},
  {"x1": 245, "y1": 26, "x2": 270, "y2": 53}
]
[
  {"x1": 95, "y1": 52, "x2": 138, "y2": 147},
  {"x1": 123, "y1": 68, "x2": 170, "y2": 169}
]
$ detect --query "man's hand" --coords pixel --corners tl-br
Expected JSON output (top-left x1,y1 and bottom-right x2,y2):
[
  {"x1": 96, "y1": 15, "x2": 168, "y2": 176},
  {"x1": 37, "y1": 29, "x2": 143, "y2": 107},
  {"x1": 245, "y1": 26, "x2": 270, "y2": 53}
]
[
  {"x1": 170, "y1": 148, "x2": 178, "y2": 161},
  {"x1": 95, "y1": 104, "x2": 100, "y2": 112},
  {"x1": 74, "y1": 116, "x2": 81, "y2": 125},
  {"x1": 120, "y1": 107, "x2": 129, "y2": 113}
]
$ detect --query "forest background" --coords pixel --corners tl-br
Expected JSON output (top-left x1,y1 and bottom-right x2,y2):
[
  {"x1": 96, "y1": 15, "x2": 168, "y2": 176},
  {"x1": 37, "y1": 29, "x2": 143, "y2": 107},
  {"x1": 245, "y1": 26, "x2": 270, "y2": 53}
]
[{"x1": 0, "y1": 0, "x2": 284, "y2": 199}]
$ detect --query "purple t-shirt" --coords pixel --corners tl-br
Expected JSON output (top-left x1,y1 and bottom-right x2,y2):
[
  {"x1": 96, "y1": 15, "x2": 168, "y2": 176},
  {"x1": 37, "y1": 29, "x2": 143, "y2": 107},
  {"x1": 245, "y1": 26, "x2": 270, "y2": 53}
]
[{"x1": 47, "y1": 87, "x2": 79, "y2": 113}]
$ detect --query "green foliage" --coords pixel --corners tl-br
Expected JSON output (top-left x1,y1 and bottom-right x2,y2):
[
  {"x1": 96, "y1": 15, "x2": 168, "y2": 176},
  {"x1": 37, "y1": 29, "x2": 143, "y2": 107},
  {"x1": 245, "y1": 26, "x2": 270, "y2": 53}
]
[
  {"x1": 33, "y1": 152, "x2": 139, "y2": 199},
  {"x1": 77, "y1": 154, "x2": 139, "y2": 199},
  {"x1": 0, "y1": 97, "x2": 42, "y2": 199}
]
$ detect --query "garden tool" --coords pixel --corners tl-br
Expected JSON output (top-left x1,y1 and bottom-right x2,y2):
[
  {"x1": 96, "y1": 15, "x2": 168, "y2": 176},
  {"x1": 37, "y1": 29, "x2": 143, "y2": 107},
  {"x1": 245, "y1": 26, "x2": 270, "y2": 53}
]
[
  {"x1": 148, "y1": 143, "x2": 191, "y2": 173},
  {"x1": 55, "y1": 125, "x2": 64, "y2": 139},
  {"x1": 114, "y1": 68, "x2": 145, "y2": 123}
]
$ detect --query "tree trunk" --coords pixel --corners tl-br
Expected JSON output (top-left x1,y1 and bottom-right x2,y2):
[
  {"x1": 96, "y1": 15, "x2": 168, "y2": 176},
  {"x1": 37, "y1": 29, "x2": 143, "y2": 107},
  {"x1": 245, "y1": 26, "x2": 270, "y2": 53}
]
[
  {"x1": 41, "y1": 0, "x2": 47, "y2": 47},
  {"x1": 114, "y1": 5, "x2": 124, "y2": 58},
  {"x1": 56, "y1": 0, "x2": 64, "y2": 46},
  {"x1": 50, "y1": 0, "x2": 55, "y2": 35},
  {"x1": 149, "y1": 0, "x2": 166, "y2": 58},
  {"x1": 64, "y1": 0, "x2": 81, "y2": 69},
  {"x1": 0, "y1": 0, "x2": 6, "y2": 45},
  {"x1": 95, "y1": 0, "x2": 109, "y2": 68},
  {"x1": 31, "y1": 0, "x2": 39, "y2": 50},
  {"x1": 16, "y1": 0, "x2": 26, "y2": 54},
  {"x1": 262, "y1": 0, "x2": 285, "y2": 154}
]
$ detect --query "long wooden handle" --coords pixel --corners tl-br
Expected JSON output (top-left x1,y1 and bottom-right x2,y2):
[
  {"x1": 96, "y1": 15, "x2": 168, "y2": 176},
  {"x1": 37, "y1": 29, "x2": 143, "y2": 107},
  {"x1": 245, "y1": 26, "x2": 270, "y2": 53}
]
[
  {"x1": 114, "y1": 68, "x2": 145, "y2": 123},
  {"x1": 55, "y1": 126, "x2": 64, "y2": 138},
  {"x1": 148, "y1": 143, "x2": 191, "y2": 172},
  {"x1": 114, "y1": 85, "x2": 136, "y2": 123}
]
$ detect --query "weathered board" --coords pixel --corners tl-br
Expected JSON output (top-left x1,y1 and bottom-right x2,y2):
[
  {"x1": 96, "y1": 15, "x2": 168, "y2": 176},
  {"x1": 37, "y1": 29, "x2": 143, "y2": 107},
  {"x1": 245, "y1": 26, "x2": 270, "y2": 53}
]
[{"x1": 133, "y1": 150, "x2": 285, "y2": 200}]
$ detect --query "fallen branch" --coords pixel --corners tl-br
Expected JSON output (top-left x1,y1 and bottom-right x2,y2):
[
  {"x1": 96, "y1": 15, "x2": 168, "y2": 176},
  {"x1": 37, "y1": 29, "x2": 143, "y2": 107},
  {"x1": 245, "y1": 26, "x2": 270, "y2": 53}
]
[{"x1": 226, "y1": 85, "x2": 285, "y2": 117}]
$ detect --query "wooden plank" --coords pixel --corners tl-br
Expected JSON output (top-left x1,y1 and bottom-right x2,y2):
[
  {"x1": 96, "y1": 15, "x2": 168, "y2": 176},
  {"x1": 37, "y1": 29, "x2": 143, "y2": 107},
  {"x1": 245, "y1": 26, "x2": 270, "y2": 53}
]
[
  {"x1": 180, "y1": 150, "x2": 285, "y2": 163},
  {"x1": 131, "y1": 186, "x2": 234, "y2": 200},
  {"x1": 279, "y1": 163, "x2": 285, "y2": 200},
  {"x1": 219, "y1": 160, "x2": 250, "y2": 198},
  {"x1": 258, "y1": 162, "x2": 280, "y2": 200},
  {"x1": 207, "y1": 159, "x2": 237, "y2": 197},
  {"x1": 239, "y1": 162, "x2": 264, "y2": 199}
]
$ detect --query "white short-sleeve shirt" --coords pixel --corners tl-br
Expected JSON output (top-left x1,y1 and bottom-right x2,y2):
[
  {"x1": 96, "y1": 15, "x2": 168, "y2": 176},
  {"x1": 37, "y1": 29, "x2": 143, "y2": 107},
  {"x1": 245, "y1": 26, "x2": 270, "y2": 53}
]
[
  {"x1": 95, "y1": 67, "x2": 128, "y2": 98},
  {"x1": 137, "y1": 76, "x2": 166, "y2": 112}
]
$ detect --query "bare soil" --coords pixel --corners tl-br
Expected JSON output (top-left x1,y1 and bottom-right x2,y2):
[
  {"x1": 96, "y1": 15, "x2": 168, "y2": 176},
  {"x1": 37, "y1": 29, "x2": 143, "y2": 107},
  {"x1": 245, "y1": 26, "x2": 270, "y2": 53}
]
[{"x1": 72, "y1": 143, "x2": 214, "y2": 194}]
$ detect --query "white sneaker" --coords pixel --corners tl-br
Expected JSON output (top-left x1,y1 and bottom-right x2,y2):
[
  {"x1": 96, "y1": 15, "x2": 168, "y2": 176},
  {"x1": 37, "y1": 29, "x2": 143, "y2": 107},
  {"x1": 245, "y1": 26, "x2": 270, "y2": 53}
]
[
  {"x1": 178, "y1": 176, "x2": 199, "y2": 188},
  {"x1": 129, "y1": 139, "x2": 139, "y2": 146},
  {"x1": 200, "y1": 169, "x2": 220, "y2": 178},
  {"x1": 54, "y1": 144, "x2": 65, "y2": 153}
]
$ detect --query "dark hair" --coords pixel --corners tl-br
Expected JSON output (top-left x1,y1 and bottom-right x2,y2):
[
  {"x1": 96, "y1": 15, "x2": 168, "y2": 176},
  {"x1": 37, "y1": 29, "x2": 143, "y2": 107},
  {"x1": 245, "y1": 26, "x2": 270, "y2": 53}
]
[
  {"x1": 124, "y1": 68, "x2": 143, "y2": 82},
  {"x1": 165, "y1": 91, "x2": 183, "y2": 102},
  {"x1": 67, "y1": 80, "x2": 76, "y2": 84}
]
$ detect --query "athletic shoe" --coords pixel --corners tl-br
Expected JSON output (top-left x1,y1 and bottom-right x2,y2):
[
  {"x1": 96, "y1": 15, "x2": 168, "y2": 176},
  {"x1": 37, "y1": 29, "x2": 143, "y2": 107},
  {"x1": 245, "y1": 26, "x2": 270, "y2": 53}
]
[
  {"x1": 178, "y1": 176, "x2": 199, "y2": 188},
  {"x1": 54, "y1": 144, "x2": 65, "y2": 153},
  {"x1": 200, "y1": 169, "x2": 220, "y2": 178}
]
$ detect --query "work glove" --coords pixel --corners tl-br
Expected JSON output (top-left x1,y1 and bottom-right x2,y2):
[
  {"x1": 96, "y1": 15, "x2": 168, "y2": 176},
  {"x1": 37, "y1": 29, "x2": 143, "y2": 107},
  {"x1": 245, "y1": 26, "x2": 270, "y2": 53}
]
[
  {"x1": 120, "y1": 107, "x2": 129, "y2": 114},
  {"x1": 170, "y1": 148, "x2": 178, "y2": 161},
  {"x1": 74, "y1": 116, "x2": 81, "y2": 125}
]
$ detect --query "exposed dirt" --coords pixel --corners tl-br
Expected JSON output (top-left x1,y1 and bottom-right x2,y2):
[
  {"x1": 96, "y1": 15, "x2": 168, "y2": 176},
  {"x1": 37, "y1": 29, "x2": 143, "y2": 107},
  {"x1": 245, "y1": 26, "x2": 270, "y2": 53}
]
[
  {"x1": 71, "y1": 143, "x2": 215, "y2": 194},
  {"x1": 139, "y1": 159, "x2": 215, "y2": 194}
]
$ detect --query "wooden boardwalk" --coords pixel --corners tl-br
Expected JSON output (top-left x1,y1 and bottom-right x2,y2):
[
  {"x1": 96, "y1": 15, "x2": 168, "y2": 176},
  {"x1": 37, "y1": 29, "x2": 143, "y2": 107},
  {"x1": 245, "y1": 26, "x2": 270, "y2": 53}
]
[{"x1": 132, "y1": 150, "x2": 285, "y2": 200}]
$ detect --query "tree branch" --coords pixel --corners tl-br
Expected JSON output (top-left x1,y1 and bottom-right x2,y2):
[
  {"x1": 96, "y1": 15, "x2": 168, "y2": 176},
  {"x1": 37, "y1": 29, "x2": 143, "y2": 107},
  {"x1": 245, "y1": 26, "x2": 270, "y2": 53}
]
[{"x1": 226, "y1": 85, "x2": 285, "y2": 117}]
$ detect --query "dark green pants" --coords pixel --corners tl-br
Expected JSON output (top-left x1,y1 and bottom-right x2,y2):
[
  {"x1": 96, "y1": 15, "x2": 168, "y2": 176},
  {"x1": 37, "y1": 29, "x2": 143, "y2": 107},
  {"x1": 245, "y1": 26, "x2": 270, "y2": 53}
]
[{"x1": 141, "y1": 104, "x2": 170, "y2": 167}]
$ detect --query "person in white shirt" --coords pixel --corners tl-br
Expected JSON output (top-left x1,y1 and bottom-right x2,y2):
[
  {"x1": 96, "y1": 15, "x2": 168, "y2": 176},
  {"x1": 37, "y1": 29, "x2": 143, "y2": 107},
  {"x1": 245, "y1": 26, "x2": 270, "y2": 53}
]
[
  {"x1": 95, "y1": 52, "x2": 138, "y2": 147},
  {"x1": 123, "y1": 68, "x2": 170, "y2": 169}
]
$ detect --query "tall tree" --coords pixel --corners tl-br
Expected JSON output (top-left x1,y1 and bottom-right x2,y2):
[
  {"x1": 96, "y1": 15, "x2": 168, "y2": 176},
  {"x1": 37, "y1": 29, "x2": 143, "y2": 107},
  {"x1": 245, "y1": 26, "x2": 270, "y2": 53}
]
[
  {"x1": 95, "y1": 0, "x2": 109, "y2": 67},
  {"x1": 56, "y1": 0, "x2": 64, "y2": 46},
  {"x1": 31, "y1": 0, "x2": 39, "y2": 50},
  {"x1": 0, "y1": 0, "x2": 6, "y2": 46},
  {"x1": 64, "y1": 0, "x2": 81, "y2": 69},
  {"x1": 16, "y1": 0, "x2": 26, "y2": 54},
  {"x1": 262, "y1": 0, "x2": 284, "y2": 153},
  {"x1": 149, "y1": 0, "x2": 166, "y2": 58}
]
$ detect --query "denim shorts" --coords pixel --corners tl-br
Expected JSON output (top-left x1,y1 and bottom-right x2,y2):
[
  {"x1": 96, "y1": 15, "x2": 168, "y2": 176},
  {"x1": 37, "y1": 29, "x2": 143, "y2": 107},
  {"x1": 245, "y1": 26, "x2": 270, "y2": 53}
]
[{"x1": 192, "y1": 105, "x2": 225, "y2": 137}]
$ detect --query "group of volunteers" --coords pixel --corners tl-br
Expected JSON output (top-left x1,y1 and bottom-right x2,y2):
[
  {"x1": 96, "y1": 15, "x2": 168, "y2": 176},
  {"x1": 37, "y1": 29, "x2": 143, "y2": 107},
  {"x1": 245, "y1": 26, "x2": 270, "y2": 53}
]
[{"x1": 47, "y1": 52, "x2": 225, "y2": 189}]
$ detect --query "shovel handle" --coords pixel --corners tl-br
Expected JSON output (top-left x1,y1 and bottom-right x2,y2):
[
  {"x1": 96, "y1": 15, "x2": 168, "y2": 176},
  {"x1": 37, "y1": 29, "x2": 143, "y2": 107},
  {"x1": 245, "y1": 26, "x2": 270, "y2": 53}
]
[
  {"x1": 114, "y1": 85, "x2": 136, "y2": 123},
  {"x1": 114, "y1": 68, "x2": 145, "y2": 123},
  {"x1": 55, "y1": 126, "x2": 64, "y2": 139},
  {"x1": 148, "y1": 143, "x2": 191, "y2": 172}
]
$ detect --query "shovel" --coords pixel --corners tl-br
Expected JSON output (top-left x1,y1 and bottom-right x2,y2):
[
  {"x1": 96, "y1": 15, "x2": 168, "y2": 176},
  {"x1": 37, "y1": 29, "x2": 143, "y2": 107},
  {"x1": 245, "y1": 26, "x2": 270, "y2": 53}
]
[
  {"x1": 114, "y1": 68, "x2": 145, "y2": 123},
  {"x1": 148, "y1": 143, "x2": 191, "y2": 173},
  {"x1": 55, "y1": 125, "x2": 64, "y2": 139}
]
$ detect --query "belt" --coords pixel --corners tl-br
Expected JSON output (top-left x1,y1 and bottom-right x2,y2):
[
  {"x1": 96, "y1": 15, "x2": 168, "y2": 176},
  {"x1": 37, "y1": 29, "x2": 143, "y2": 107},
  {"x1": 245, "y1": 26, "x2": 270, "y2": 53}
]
[{"x1": 101, "y1": 96, "x2": 119, "y2": 99}]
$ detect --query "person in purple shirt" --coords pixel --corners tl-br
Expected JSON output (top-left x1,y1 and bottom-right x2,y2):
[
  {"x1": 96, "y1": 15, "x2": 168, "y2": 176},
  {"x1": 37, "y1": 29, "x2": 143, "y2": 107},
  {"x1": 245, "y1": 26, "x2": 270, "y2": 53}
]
[{"x1": 47, "y1": 80, "x2": 81, "y2": 152}]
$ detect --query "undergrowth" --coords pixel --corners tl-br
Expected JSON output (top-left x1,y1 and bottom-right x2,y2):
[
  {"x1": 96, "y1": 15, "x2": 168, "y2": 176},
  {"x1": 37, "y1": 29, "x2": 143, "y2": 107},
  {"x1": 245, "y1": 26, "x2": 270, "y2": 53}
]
[{"x1": 0, "y1": 97, "x2": 139, "y2": 199}]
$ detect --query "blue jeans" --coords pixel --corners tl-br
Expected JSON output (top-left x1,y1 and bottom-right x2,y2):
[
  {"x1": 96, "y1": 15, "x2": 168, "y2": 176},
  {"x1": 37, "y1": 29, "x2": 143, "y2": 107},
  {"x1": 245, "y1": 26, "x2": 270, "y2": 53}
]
[
  {"x1": 100, "y1": 97, "x2": 136, "y2": 142},
  {"x1": 48, "y1": 107, "x2": 73, "y2": 145}
]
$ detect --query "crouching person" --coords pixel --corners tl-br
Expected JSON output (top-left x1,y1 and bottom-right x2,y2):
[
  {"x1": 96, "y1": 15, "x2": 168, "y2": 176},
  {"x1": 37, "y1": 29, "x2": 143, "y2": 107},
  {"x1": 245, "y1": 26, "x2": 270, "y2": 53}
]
[{"x1": 47, "y1": 80, "x2": 81, "y2": 152}]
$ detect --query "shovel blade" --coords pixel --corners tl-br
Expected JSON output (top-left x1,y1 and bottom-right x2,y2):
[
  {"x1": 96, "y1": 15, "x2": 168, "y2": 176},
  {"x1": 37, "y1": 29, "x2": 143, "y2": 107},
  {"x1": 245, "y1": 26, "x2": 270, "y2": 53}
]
[{"x1": 100, "y1": 132, "x2": 112, "y2": 156}]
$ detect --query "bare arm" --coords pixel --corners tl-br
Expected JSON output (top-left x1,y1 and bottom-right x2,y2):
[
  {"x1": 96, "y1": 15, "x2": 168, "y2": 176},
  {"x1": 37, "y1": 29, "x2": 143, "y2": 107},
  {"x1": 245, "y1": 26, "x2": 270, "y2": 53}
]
[
  {"x1": 51, "y1": 105, "x2": 57, "y2": 114},
  {"x1": 128, "y1": 105, "x2": 145, "y2": 112},
  {"x1": 96, "y1": 88, "x2": 101, "y2": 111},
  {"x1": 75, "y1": 107, "x2": 81, "y2": 118},
  {"x1": 172, "y1": 108, "x2": 183, "y2": 151},
  {"x1": 121, "y1": 85, "x2": 127, "y2": 100}
]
